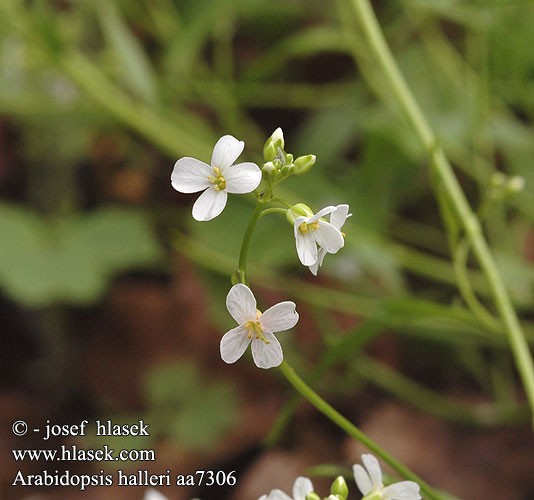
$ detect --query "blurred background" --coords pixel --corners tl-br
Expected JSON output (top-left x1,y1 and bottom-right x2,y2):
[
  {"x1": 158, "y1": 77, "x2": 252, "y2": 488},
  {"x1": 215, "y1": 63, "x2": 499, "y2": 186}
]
[{"x1": 1, "y1": 1, "x2": 534, "y2": 499}]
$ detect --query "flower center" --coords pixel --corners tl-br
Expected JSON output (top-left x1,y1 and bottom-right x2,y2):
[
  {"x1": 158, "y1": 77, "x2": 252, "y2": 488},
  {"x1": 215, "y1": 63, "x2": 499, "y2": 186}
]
[
  {"x1": 208, "y1": 166, "x2": 227, "y2": 191},
  {"x1": 244, "y1": 310, "x2": 270, "y2": 344},
  {"x1": 298, "y1": 221, "x2": 319, "y2": 234}
]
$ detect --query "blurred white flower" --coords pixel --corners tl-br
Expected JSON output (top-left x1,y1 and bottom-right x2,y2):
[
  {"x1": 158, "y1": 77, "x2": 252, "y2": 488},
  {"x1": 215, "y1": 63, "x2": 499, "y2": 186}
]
[
  {"x1": 144, "y1": 489, "x2": 168, "y2": 500},
  {"x1": 293, "y1": 205, "x2": 344, "y2": 266},
  {"x1": 258, "y1": 476, "x2": 314, "y2": 500},
  {"x1": 308, "y1": 204, "x2": 351, "y2": 275},
  {"x1": 220, "y1": 284, "x2": 298, "y2": 369},
  {"x1": 353, "y1": 454, "x2": 421, "y2": 500},
  {"x1": 171, "y1": 135, "x2": 261, "y2": 221}
]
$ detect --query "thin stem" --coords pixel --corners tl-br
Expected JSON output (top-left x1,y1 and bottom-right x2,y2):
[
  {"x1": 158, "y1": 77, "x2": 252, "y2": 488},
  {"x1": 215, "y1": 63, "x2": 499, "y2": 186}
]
[
  {"x1": 278, "y1": 360, "x2": 446, "y2": 500},
  {"x1": 453, "y1": 239, "x2": 501, "y2": 332},
  {"x1": 259, "y1": 207, "x2": 287, "y2": 219},
  {"x1": 344, "y1": 0, "x2": 534, "y2": 425},
  {"x1": 237, "y1": 201, "x2": 265, "y2": 285}
]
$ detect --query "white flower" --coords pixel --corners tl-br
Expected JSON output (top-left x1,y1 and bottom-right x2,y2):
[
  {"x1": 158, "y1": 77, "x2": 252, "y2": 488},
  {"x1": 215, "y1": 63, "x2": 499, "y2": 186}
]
[
  {"x1": 220, "y1": 284, "x2": 298, "y2": 369},
  {"x1": 308, "y1": 204, "x2": 351, "y2": 275},
  {"x1": 171, "y1": 135, "x2": 262, "y2": 221},
  {"x1": 353, "y1": 454, "x2": 421, "y2": 500},
  {"x1": 258, "y1": 476, "x2": 314, "y2": 500},
  {"x1": 293, "y1": 205, "x2": 345, "y2": 266},
  {"x1": 144, "y1": 489, "x2": 168, "y2": 500}
]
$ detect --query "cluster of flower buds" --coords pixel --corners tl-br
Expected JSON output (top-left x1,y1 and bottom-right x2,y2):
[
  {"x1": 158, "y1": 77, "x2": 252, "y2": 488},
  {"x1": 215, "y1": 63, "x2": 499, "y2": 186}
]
[{"x1": 262, "y1": 128, "x2": 316, "y2": 190}]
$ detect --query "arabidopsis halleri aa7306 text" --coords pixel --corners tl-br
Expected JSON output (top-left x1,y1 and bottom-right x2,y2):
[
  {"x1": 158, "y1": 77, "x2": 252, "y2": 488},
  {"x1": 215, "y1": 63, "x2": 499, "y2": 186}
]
[
  {"x1": 354, "y1": 454, "x2": 421, "y2": 500},
  {"x1": 220, "y1": 284, "x2": 298, "y2": 369},
  {"x1": 308, "y1": 204, "x2": 351, "y2": 275},
  {"x1": 258, "y1": 476, "x2": 314, "y2": 500},
  {"x1": 171, "y1": 135, "x2": 261, "y2": 221}
]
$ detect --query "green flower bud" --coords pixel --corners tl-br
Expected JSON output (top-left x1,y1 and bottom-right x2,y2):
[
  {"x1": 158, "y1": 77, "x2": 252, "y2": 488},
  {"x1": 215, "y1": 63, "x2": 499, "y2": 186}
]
[
  {"x1": 330, "y1": 476, "x2": 348, "y2": 500},
  {"x1": 305, "y1": 493, "x2": 321, "y2": 500},
  {"x1": 263, "y1": 127, "x2": 285, "y2": 162},
  {"x1": 294, "y1": 154, "x2": 316, "y2": 175},
  {"x1": 490, "y1": 172, "x2": 506, "y2": 188},
  {"x1": 506, "y1": 175, "x2": 525, "y2": 194},
  {"x1": 286, "y1": 203, "x2": 314, "y2": 225},
  {"x1": 262, "y1": 161, "x2": 278, "y2": 184},
  {"x1": 280, "y1": 163, "x2": 295, "y2": 177}
]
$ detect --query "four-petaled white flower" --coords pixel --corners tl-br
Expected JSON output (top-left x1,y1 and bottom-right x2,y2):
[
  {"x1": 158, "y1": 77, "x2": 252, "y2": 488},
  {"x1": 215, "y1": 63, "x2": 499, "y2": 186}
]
[
  {"x1": 294, "y1": 205, "x2": 345, "y2": 267},
  {"x1": 220, "y1": 284, "x2": 298, "y2": 369},
  {"x1": 354, "y1": 454, "x2": 421, "y2": 500},
  {"x1": 171, "y1": 135, "x2": 262, "y2": 221},
  {"x1": 308, "y1": 204, "x2": 351, "y2": 276},
  {"x1": 258, "y1": 476, "x2": 314, "y2": 500},
  {"x1": 144, "y1": 489, "x2": 168, "y2": 500}
]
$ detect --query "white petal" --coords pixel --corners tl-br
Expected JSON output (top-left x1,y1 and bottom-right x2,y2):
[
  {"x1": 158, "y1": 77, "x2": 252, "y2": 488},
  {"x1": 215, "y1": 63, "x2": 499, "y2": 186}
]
[
  {"x1": 171, "y1": 157, "x2": 212, "y2": 193},
  {"x1": 362, "y1": 454, "x2": 383, "y2": 490},
  {"x1": 220, "y1": 325, "x2": 251, "y2": 364},
  {"x1": 308, "y1": 205, "x2": 337, "y2": 223},
  {"x1": 330, "y1": 204, "x2": 351, "y2": 229},
  {"x1": 226, "y1": 284, "x2": 257, "y2": 324},
  {"x1": 224, "y1": 162, "x2": 262, "y2": 193},
  {"x1": 192, "y1": 187, "x2": 228, "y2": 221},
  {"x1": 315, "y1": 220, "x2": 344, "y2": 254},
  {"x1": 211, "y1": 135, "x2": 244, "y2": 169},
  {"x1": 265, "y1": 490, "x2": 292, "y2": 500},
  {"x1": 353, "y1": 464, "x2": 373, "y2": 496},
  {"x1": 258, "y1": 496, "x2": 267, "y2": 500},
  {"x1": 293, "y1": 477, "x2": 314, "y2": 500},
  {"x1": 260, "y1": 301, "x2": 298, "y2": 333},
  {"x1": 383, "y1": 482, "x2": 421, "y2": 500},
  {"x1": 144, "y1": 489, "x2": 168, "y2": 500},
  {"x1": 308, "y1": 248, "x2": 326, "y2": 276},
  {"x1": 295, "y1": 232, "x2": 318, "y2": 266},
  {"x1": 251, "y1": 332, "x2": 283, "y2": 369}
]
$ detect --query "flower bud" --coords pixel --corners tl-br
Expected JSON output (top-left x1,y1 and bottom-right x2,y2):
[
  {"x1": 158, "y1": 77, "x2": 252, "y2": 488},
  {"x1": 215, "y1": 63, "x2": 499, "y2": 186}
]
[
  {"x1": 490, "y1": 172, "x2": 506, "y2": 188},
  {"x1": 280, "y1": 163, "x2": 295, "y2": 177},
  {"x1": 294, "y1": 154, "x2": 316, "y2": 175},
  {"x1": 263, "y1": 127, "x2": 285, "y2": 162},
  {"x1": 262, "y1": 162, "x2": 278, "y2": 184},
  {"x1": 330, "y1": 476, "x2": 348, "y2": 500},
  {"x1": 506, "y1": 175, "x2": 525, "y2": 194},
  {"x1": 305, "y1": 493, "x2": 321, "y2": 500},
  {"x1": 286, "y1": 203, "x2": 314, "y2": 225}
]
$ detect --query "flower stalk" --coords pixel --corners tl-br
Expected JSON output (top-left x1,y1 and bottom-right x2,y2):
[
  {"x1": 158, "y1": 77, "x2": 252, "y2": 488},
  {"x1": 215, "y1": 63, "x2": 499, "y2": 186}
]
[{"x1": 343, "y1": 0, "x2": 534, "y2": 425}]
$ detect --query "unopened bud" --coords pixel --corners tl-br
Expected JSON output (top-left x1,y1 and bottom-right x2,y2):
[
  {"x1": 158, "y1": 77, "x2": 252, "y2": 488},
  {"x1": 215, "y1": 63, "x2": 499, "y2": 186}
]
[
  {"x1": 263, "y1": 127, "x2": 285, "y2": 162},
  {"x1": 286, "y1": 203, "x2": 314, "y2": 225},
  {"x1": 280, "y1": 163, "x2": 295, "y2": 177},
  {"x1": 305, "y1": 493, "x2": 321, "y2": 500},
  {"x1": 262, "y1": 162, "x2": 278, "y2": 184},
  {"x1": 294, "y1": 154, "x2": 316, "y2": 175},
  {"x1": 490, "y1": 172, "x2": 506, "y2": 188},
  {"x1": 507, "y1": 175, "x2": 525, "y2": 194},
  {"x1": 330, "y1": 476, "x2": 348, "y2": 500}
]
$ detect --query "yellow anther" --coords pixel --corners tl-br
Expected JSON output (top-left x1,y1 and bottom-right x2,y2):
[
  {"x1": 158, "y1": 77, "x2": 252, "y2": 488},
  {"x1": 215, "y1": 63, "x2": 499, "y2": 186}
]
[
  {"x1": 341, "y1": 231, "x2": 346, "y2": 238},
  {"x1": 213, "y1": 167, "x2": 221, "y2": 175},
  {"x1": 299, "y1": 221, "x2": 319, "y2": 234},
  {"x1": 209, "y1": 166, "x2": 226, "y2": 191}
]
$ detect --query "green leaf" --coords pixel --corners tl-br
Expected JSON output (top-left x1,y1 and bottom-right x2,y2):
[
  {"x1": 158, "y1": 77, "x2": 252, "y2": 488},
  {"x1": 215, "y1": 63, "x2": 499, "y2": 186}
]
[
  {"x1": 0, "y1": 204, "x2": 161, "y2": 306},
  {"x1": 144, "y1": 361, "x2": 238, "y2": 450}
]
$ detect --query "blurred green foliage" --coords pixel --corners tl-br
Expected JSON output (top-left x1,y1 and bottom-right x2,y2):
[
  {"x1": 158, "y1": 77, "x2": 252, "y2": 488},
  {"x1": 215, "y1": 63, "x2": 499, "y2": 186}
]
[{"x1": 0, "y1": 0, "x2": 533, "y2": 434}]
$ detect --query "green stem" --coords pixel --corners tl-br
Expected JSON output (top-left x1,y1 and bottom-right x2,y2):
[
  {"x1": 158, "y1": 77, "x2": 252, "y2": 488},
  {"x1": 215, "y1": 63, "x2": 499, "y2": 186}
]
[
  {"x1": 259, "y1": 207, "x2": 288, "y2": 219},
  {"x1": 344, "y1": 0, "x2": 534, "y2": 425},
  {"x1": 453, "y1": 239, "x2": 501, "y2": 333},
  {"x1": 237, "y1": 201, "x2": 265, "y2": 285},
  {"x1": 278, "y1": 360, "x2": 445, "y2": 500}
]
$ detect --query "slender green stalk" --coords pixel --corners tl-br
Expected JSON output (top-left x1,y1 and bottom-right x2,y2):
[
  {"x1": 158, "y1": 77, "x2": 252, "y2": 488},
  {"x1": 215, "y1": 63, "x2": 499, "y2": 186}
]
[
  {"x1": 237, "y1": 201, "x2": 265, "y2": 285},
  {"x1": 344, "y1": 0, "x2": 534, "y2": 424},
  {"x1": 259, "y1": 207, "x2": 288, "y2": 219},
  {"x1": 279, "y1": 361, "x2": 445, "y2": 500}
]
